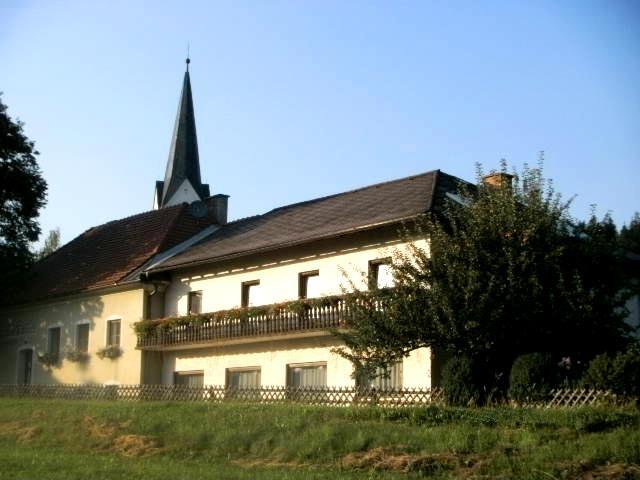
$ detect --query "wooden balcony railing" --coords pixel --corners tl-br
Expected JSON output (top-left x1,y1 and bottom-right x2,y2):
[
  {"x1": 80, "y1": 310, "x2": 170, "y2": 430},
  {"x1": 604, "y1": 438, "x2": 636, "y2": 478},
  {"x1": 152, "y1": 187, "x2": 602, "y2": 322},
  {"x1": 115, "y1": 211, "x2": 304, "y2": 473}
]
[{"x1": 136, "y1": 299, "x2": 353, "y2": 350}]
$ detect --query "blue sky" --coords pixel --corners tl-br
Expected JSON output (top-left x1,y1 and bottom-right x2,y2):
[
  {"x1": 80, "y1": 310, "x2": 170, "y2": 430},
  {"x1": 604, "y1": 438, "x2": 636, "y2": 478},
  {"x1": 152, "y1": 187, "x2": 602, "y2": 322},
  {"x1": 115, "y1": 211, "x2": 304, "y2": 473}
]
[{"x1": 1, "y1": 1, "x2": 638, "y2": 246}]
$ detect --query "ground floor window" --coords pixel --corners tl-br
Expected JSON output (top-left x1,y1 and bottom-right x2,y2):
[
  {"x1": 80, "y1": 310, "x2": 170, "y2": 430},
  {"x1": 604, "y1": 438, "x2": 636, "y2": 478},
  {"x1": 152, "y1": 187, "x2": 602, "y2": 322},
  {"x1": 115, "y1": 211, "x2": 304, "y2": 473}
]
[
  {"x1": 173, "y1": 370, "x2": 204, "y2": 387},
  {"x1": 357, "y1": 361, "x2": 403, "y2": 390},
  {"x1": 226, "y1": 367, "x2": 261, "y2": 389},
  {"x1": 17, "y1": 349, "x2": 33, "y2": 385},
  {"x1": 287, "y1": 362, "x2": 327, "y2": 388}
]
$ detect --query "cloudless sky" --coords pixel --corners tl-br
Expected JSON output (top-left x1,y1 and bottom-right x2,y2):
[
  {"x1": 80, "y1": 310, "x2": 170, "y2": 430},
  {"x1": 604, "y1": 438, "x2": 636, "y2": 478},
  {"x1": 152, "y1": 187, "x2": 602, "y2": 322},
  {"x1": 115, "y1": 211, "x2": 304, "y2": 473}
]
[{"x1": 1, "y1": 1, "x2": 639, "y2": 246}]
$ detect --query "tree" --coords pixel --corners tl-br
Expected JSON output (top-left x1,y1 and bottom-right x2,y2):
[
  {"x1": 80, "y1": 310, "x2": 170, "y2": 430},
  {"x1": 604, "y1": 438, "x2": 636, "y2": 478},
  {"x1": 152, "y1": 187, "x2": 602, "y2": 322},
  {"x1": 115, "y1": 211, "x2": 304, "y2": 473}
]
[
  {"x1": 0, "y1": 95, "x2": 47, "y2": 303},
  {"x1": 36, "y1": 228, "x2": 60, "y2": 260},
  {"x1": 619, "y1": 212, "x2": 640, "y2": 254},
  {"x1": 335, "y1": 160, "x2": 633, "y2": 394}
]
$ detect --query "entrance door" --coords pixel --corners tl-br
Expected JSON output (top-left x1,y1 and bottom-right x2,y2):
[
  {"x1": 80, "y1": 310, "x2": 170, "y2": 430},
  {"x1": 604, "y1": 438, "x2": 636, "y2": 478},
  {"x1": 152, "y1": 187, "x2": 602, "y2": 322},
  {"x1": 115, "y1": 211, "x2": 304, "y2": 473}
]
[{"x1": 17, "y1": 349, "x2": 33, "y2": 385}]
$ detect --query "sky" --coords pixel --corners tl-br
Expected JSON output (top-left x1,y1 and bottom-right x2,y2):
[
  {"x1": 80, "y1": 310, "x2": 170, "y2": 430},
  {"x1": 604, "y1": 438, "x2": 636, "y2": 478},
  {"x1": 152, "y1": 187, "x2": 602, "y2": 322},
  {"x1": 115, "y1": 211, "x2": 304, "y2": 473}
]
[{"x1": 1, "y1": 0, "x2": 639, "y2": 247}]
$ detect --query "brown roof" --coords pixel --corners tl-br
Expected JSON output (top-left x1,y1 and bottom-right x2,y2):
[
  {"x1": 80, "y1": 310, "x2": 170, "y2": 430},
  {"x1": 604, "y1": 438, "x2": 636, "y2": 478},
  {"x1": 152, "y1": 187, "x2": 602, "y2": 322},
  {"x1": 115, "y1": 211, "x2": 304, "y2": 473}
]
[
  {"x1": 152, "y1": 169, "x2": 464, "y2": 272},
  {"x1": 14, "y1": 203, "x2": 216, "y2": 304}
]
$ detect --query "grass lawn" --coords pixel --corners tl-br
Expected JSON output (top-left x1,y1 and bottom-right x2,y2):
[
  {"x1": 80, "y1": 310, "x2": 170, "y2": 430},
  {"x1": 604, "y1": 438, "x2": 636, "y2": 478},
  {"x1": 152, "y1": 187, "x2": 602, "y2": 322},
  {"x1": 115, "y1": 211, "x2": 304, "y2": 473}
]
[{"x1": 0, "y1": 398, "x2": 638, "y2": 479}]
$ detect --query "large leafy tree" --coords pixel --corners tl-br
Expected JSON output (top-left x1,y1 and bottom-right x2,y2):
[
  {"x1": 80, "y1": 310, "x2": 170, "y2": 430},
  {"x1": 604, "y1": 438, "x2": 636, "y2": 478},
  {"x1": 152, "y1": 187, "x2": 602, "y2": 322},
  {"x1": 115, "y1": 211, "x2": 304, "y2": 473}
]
[
  {"x1": 0, "y1": 95, "x2": 47, "y2": 303},
  {"x1": 336, "y1": 161, "x2": 633, "y2": 390}
]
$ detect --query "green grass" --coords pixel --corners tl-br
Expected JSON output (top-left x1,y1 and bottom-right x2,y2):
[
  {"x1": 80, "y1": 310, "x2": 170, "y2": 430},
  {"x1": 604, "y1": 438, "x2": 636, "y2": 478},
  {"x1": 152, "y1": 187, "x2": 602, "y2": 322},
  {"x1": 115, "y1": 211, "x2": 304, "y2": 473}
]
[{"x1": 0, "y1": 399, "x2": 638, "y2": 479}]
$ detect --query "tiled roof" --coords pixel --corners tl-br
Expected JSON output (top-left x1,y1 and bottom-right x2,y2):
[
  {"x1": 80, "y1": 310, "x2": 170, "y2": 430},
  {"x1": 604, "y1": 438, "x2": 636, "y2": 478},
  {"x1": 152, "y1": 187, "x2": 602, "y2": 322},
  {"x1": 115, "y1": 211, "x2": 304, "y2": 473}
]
[
  {"x1": 153, "y1": 169, "x2": 464, "y2": 271},
  {"x1": 14, "y1": 203, "x2": 215, "y2": 303}
]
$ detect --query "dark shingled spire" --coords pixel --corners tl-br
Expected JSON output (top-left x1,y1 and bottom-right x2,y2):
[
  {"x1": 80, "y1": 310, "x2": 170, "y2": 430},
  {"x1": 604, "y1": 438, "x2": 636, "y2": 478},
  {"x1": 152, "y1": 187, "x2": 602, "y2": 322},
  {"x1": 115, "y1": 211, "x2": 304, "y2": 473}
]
[{"x1": 158, "y1": 58, "x2": 209, "y2": 208}]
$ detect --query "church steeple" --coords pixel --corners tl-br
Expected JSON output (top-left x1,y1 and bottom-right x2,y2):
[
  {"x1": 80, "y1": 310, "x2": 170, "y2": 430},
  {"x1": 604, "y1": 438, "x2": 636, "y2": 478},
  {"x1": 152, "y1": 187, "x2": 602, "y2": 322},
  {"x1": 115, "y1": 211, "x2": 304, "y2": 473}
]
[{"x1": 154, "y1": 58, "x2": 210, "y2": 209}]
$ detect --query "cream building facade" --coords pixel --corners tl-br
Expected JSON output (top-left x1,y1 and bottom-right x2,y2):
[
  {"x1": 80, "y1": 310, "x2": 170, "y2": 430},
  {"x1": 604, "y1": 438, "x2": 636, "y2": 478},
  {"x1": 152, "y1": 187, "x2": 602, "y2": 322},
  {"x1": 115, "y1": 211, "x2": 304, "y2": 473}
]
[{"x1": 0, "y1": 60, "x2": 458, "y2": 390}]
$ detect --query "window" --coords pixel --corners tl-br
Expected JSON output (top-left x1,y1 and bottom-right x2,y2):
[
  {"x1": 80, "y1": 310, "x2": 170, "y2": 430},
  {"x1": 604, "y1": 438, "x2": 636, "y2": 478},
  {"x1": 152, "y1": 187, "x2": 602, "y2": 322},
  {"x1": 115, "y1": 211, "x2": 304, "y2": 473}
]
[
  {"x1": 298, "y1": 270, "x2": 320, "y2": 299},
  {"x1": 226, "y1": 367, "x2": 261, "y2": 389},
  {"x1": 174, "y1": 371, "x2": 204, "y2": 387},
  {"x1": 76, "y1": 323, "x2": 90, "y2": 353},
  {"x1": 106, "y1": 319, "x2": 121, "y2": 347},
  {"x1": 241, "y1": 280, "x2": 260, "y2": 307},
  {"x1": 357, "y1": 361, "x2": 403, "y2": 390},
  {"x1": 287, "y1": 362, "x2": 327, "y2": 388},
  {"x1": 47, "y1": 327, "x2": 61, "y2": 358},
  {"x1": 369, "y1": 259, "x2": 394, "y2": 289},
  {"x1": 188, "y1": 291, "x2": 202, "y2": 315}
]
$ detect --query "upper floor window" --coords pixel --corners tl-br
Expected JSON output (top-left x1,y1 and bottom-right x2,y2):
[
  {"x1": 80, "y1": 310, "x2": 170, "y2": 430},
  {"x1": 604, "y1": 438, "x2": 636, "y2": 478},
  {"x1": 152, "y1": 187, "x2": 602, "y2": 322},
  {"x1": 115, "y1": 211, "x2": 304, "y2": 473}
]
[
  {"x1": 241, "y1": 280, "x2": 261, "y2": 308},
  {"x1": 188, "y1": 291, "x2": 202, "y2": 315},
  {"x1": 76, "y1": 323, "x2": 90, "y2": 353},
  {"x1": 369, "y1": 258, "x2": 394, "y2": 289},
  {"x1": 47, "y1": 326, "x2": 61, "y2": 359},
  {"x1": 298, "y1": 270, "x2": 320, "y2": 299},
  {"x1": 106, "y1": 319, "x2": 121, "y2": 347}
]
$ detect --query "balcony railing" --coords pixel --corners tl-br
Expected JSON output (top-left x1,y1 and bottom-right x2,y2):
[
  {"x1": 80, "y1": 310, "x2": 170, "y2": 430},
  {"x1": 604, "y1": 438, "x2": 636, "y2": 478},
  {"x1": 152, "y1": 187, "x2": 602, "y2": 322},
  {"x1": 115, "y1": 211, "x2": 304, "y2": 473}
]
[{"x1": 136, "y1": 297, "x2": 354, "y2": 350}]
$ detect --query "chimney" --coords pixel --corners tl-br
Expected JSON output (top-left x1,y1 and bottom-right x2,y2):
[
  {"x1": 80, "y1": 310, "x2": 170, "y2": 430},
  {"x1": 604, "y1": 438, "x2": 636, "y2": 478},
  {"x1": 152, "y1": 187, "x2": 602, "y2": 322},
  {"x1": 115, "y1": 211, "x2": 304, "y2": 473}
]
[
  {"x1": 483, "y1": 172, "x2": 513, "y2": 189},
  {"x1": 207, "y1": 194, "x2": 229, "y2": 225}
]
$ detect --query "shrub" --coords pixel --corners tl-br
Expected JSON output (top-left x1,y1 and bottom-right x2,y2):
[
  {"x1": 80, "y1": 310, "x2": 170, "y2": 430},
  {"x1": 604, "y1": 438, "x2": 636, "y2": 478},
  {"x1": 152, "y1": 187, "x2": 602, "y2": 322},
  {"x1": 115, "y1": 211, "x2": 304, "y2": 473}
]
[
  {"x1": 582, "y1": 353, "x2": 616, "y2": 390},
  {"x1": 508, "y1": 352, "x2": 557, "y2": 404},
  {"x1": 583, "y1": 344, "x2": 640, "y2": 396},
  {"x1": 441, "y1": 356, "x2": 480, "y2": 406}
]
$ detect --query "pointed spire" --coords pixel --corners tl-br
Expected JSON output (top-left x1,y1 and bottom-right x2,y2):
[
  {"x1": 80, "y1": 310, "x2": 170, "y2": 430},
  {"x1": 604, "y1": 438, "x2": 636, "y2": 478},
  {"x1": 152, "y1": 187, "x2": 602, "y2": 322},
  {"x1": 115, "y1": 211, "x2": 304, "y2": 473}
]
[{"x1": 157, "y1": 57, "x2": 209, "y2": 208}]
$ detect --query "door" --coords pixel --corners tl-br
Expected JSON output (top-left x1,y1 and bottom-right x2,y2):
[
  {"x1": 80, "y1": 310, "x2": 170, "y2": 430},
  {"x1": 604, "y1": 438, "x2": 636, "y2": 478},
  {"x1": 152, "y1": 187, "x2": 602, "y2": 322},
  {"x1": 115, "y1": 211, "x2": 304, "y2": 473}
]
[{"x1": 18, "y1": 349, "x2": 33, "y2": 385}]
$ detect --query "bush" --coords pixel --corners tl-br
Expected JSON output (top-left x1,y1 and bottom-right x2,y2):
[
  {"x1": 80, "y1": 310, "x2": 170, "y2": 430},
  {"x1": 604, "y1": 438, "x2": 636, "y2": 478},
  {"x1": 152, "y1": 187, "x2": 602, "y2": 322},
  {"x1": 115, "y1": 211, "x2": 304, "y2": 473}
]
[
  {"x1": 508, "y1": 352, "x2": 557, "y2": 404},
  {"x1": 441, "y1": 356, "x2": 480, "y2": 406},
  {"x1": 583, "y1": 344, "x2": 640, "y2": 396}
]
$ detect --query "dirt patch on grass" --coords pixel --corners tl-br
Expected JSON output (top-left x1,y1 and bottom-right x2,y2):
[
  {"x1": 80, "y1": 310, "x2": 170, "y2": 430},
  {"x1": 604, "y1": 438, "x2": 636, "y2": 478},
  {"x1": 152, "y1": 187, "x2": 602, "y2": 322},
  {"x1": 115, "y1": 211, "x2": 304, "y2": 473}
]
[
  {"x1": 343, "y1": 447, "x2": 459, "y2": 473},
  {"x1": 82, "y1": 416, "x2": 161, "y2": 457},
  {"x1": 0, "y1": 421, "x2": 41, "y2": 442},
  {"x1": 569, "y1": 462, "x2": 640, "y2": 480},
  {"x1": 112, "y1": 434, "x2": 162, "y2": 457},
  {"x1": 83, "y1": 415, "x2": 119, "y2": 438}
]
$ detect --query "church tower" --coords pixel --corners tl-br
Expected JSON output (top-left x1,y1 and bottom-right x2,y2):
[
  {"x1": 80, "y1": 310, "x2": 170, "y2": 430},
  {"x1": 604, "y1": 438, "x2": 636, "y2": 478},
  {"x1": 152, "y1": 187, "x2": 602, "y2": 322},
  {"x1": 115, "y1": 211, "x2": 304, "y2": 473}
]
[{"x1": 154, "y1": 58, "x2": 210, "y2": 209}]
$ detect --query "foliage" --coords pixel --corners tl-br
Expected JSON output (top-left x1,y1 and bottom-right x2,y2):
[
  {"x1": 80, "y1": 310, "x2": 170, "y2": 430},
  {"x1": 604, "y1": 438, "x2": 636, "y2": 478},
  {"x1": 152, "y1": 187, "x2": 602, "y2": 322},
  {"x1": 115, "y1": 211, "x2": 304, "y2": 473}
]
[
  {"x1": 133, "y1": 294, "x2": 346, "y2": 336},
  {"x1": 583, "y1": 343, "x2": 640, "y2": 396},
  {"x1": 0, "y1": 95, "x2": 47, "y2": 304},
  {"x1": 508, "y1": 352, "x2": 558, "y2": 404},
  {"x1": 441, "y1": 356, "x2": 479, "y2": 406},
  {"x1": 96, "y1": 345, "x2": 122, "y2": 360},
  {"x1": 37, "y1": 227, "x2": 61, "y2": 260},
  {"x1": 334, "y1": 159, "x2": 635, "y2": 397},
  {"x1": 619, "y1": 212, "x2": 640, "y2": 254},
  {"x1": 65, "y1": 348, "x2": 89, "y2": 363},
  {"x1": 36, "y1": 352, "x2": 58, "y2": 367}
]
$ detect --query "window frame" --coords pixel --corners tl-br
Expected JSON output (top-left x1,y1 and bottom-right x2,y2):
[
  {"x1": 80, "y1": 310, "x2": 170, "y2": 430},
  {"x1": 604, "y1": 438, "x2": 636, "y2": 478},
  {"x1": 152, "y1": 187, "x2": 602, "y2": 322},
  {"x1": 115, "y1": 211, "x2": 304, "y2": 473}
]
[
  {"x1": 241, "y1": 280, "x2": 260, "y2": 308},
  {"x1": 187, "y1": 290, "x2": 203, "y2": 315},
  {"x1": 75, "y1": 321, "x2": 90, "y2": 353},
  {"x1": 225, "y1": 366, "x2": 262, "y2": 389},
  {"x1": 356, "y1": 360, "x2": 403, "y2": 391},
  {"x1": 106, "y1": 318, "x2": 121, "y2": 347},
  {"x1": 173, "y1": 370, "x2": 205, "y2": 387},
  {"x1": 368, "y1": 257, "x2": 393, "y2": 290},
  {"x1": 298, "y1": 270, "x2": 320, "y2": 299},
  {"x1": 47, "y1": 325, "x2": 61, "y2": 358},
  {"x1": 286, "y1": 361, "x2": 327, "y2": 388}
]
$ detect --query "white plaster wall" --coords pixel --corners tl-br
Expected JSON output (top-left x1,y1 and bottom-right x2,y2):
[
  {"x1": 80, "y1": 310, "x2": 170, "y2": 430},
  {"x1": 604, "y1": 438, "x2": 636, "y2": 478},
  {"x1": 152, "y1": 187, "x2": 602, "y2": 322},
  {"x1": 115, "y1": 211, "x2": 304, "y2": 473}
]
[
  {"x1": 162, "y1": 337, "x2": 432, "y2": 389},
  {"x1": 165, "y1": 238, "x2": 427, "y2": 316},
  {"x1": 163, "y1": 178, "x2": 201, "y2": 207}
]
